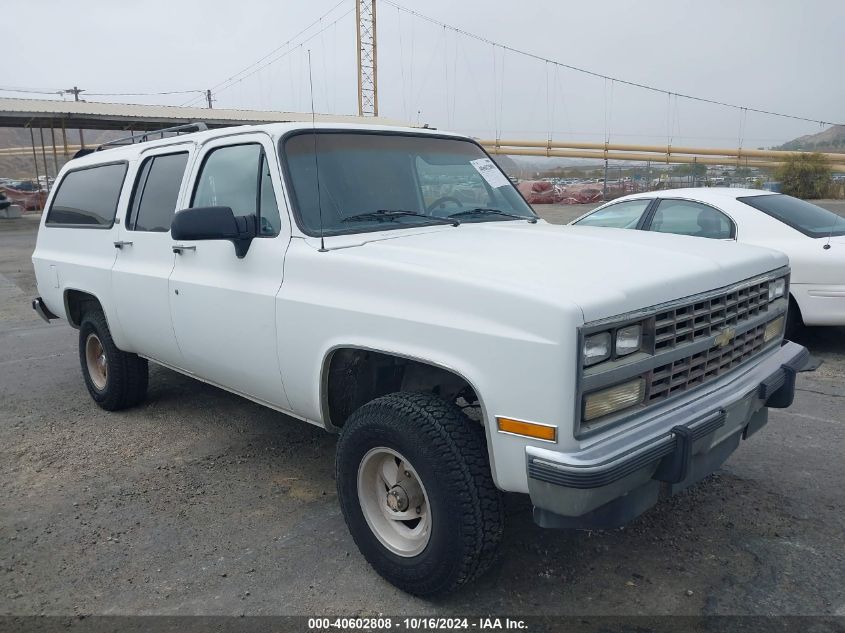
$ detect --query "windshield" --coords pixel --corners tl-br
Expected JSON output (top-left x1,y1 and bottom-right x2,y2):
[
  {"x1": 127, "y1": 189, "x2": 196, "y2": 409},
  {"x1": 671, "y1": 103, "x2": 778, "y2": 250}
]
[
  {"x1": 737, "y1": 194, "x2": 845, "y2": 238},
  {"x1": 282, "y1": 132, "x2": 536, "y2": 236}
]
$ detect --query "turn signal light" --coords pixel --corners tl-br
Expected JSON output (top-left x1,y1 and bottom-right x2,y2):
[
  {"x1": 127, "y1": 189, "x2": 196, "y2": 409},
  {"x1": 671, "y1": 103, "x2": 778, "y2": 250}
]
[
  {"x1": 497, "y1": 417, "x2": 557, "y2": 442},
  {"x1": 764, "y1": 316, "x2": 785, "y2": 342}
]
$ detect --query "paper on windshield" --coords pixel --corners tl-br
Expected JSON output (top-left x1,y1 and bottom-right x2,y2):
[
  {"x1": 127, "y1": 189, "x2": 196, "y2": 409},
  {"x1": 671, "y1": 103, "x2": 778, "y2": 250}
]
[{"x1": 470, "y1": 158, "x2": 510, "y2": 189}]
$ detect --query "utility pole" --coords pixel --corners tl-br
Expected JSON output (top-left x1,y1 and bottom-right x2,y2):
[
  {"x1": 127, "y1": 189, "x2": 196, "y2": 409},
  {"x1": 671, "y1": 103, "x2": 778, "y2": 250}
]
[
  {"x1": 356, "y1": 0, "x2": 378, "y2": 116},
  {"x1": 602, "y1": 159, "x2": 609, "y2": 201},
  {"x1": 63, "y1": 86, "x2": 84, "y2": 101},
  {"x1": 206, "y1": 89, "x2": 213, "y2": 109},
  {"x1": 62, "y1": 87, "x2": 85, "y2": 151}
]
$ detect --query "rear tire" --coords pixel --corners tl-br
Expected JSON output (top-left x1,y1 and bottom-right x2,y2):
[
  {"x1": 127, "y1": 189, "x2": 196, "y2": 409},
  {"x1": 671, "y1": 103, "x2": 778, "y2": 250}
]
[
  {"x1": 336, "y1": 391, "x2": 503, "y2": 596},
  {"x1": 78, "y1": 308, "x2": 148, "y2": 411}
]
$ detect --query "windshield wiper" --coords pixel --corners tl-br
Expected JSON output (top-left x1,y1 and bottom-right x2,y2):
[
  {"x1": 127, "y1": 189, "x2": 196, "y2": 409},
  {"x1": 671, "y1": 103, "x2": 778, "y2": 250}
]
[
  {"x1": 447, "y1": 208, "x2": 538, "y2": 223},
  {"x1": 342, "y1": 210, "x2": 460, "y2": 226}
]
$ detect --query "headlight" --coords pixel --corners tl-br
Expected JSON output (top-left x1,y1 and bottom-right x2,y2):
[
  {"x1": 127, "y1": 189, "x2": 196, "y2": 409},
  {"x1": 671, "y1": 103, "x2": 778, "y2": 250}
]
[
  {"x1": 583, "y1": 332, "x2": 611, "y2": 366},
  {"x1": 615, "y1": 324, "x2": 642, "y2": 356},
  {"x1": 768, "y1": 277, "x2": 786, "y2": 301},
  {"x1": 583, "y1": 378, "x2": 645, "y2": 422}
]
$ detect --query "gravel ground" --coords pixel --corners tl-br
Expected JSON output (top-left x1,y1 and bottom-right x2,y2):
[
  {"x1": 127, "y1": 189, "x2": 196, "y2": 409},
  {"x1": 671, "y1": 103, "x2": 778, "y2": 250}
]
[{"x1": 1, "y1": 212, "x2": 843, "y2": 617}]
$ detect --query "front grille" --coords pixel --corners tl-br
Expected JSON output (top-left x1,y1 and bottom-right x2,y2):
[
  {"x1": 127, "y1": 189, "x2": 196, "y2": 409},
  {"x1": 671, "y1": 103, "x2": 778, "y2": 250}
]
[
  {"x1": 653, "y1": 279, "x2": 771, "y2": 352},
  {"x1": 645, "y1": 322, "x2": 768, "y2": 404},
  {"x1": 577, "y1": 270, "x2": 789, "y2": 437}
]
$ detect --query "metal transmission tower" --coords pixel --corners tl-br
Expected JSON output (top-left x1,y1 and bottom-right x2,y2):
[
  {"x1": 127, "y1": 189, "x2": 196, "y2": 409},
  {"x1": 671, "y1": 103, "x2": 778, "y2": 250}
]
[{"x1": 356, "y1": 0, "x2": 378, "y2": 116}]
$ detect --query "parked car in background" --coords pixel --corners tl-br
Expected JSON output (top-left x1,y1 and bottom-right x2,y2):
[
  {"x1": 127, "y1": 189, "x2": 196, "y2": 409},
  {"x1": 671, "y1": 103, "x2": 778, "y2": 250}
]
[
  {"x1": 0, "y1": 180, "x2": 47, "y2": 210},
  {"x1": 571, "y1": 188, "x2": 845, "y2": 334}
]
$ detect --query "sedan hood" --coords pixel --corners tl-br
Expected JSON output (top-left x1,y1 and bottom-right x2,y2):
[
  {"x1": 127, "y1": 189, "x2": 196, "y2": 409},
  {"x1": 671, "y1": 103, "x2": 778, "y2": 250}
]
[{"x1": 348, "y1": 221, "x2": 788, "y2": 322}]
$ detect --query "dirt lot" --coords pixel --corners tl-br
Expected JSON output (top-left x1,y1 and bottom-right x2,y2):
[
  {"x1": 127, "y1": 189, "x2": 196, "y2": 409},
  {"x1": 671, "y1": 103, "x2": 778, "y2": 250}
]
[{"x1": 1, "y1": 211, "x2": 844, "y2": 617}]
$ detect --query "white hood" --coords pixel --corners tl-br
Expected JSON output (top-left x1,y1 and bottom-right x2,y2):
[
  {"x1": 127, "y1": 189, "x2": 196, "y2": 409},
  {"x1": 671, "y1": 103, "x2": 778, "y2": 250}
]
[{"x1": 346, "y1": 221, "x2": 788, "y2": 322}]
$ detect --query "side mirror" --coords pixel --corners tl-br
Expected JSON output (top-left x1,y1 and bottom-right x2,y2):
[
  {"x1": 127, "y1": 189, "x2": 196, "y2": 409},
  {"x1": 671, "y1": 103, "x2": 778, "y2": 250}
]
[{"x1": 171, "y1": 206, "x2": 256, "y2": 258}]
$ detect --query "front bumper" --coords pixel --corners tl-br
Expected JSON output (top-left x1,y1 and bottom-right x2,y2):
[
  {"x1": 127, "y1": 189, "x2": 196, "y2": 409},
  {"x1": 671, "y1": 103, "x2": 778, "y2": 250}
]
[{"x1": 528, "y1": 340, "x2": 809, "y2": 529}]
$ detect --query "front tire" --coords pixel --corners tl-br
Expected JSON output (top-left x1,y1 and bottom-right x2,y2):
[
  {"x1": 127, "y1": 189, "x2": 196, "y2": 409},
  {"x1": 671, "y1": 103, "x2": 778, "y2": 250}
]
[
  {"x1": 78, "y1": 308, "x2": 148, "y2": 411},
  {"x1": 336, "y1": 392, "x2": 503, "y2": 596}
]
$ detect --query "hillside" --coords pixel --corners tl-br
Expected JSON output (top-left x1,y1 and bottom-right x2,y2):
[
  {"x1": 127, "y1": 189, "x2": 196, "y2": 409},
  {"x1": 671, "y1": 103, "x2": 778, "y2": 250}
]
[{"x1": 776, "y1": 125, "x2": 845, "y2": 152}]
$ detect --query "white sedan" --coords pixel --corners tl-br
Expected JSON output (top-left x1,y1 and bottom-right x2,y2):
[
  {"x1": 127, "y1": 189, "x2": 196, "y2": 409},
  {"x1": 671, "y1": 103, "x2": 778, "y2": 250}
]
[{"x1": 571, "y1": 188, "x2": 845, "y2": 332}]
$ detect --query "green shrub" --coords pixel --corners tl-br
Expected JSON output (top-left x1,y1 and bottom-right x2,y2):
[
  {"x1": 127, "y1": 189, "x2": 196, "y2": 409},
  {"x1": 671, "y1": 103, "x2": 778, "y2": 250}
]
[{"x1": 775, "y1": 153, "x2": 832, "y2": 199}]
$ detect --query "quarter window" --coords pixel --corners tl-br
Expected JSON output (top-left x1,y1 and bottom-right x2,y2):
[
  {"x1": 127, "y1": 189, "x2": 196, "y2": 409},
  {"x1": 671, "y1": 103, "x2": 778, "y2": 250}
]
[
  {"x1": 575, "y1": 199, "x2": 651, "y2": 229},
  {"x1": 128, "y1": 152, "x2": 189, "y2": 232},
  {"x1": 46, "y1": 163, "x2": 127, "y2": 227},
  {"x1": 650, "y1": 199, "x2": 735, "y2": 239},
  {"x1": 738, "y1": 194, "x2": 845, "y2": 238},
  {"x1": 192, "y1": 143, "x2": 281, "y2": 237}
]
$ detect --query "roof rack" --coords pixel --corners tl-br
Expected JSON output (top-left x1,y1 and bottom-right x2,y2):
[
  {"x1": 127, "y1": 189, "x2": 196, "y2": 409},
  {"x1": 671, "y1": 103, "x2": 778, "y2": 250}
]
[{"x1": 97, "y1": 122, "x2": 209, "y2": 151}]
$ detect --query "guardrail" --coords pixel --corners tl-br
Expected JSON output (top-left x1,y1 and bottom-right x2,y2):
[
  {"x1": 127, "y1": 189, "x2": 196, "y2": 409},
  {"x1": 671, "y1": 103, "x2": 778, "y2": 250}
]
[{"x1": 479, "y1": 139, "x2": 845, "y2": 172}]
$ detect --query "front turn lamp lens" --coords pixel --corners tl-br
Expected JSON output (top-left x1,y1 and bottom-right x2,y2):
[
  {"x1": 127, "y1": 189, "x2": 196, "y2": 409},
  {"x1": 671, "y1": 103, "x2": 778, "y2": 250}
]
[
  {"x1": 764, "y1": 316, "x2": 785, "y2": 342},
  {"x1": 768, "y1": 278, "x2": 786, "y2": 301},
  {"x1": 497, "y1": 417, "x2": 557, "y2": 442},
  {"x1": 583, "y1": 378, "x2": 646, "y2": 422},
  {"x1": 615, "y1": 324, "x2": 642, "y2": 356},
  {"x1": 583, "y1": 332, "x2": 612, "y2": 366}
]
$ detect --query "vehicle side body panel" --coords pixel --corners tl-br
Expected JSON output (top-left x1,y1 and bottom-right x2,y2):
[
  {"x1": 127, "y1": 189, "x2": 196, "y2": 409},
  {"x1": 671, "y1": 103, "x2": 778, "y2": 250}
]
[
  {"x1": 32, "y1": 160, "x2": 134, "y2": 346},
  {"x1": 276, "y1": 237, "x2": 580, "y2": 492}
]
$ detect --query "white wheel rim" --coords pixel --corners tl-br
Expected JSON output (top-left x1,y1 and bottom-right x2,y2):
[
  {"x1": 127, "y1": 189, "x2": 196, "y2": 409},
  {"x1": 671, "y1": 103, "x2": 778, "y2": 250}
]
[
  {"x1": 85, "y1": 333, "x2": 108, "y2": 391},
  {"x1": 357, "y1": 447, "x2": 432, "y2": 557}
]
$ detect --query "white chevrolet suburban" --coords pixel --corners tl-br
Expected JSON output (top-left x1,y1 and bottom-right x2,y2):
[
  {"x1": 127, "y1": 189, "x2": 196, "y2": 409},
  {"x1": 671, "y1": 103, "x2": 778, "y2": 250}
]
[{"x1": 31, "y1": 122, "x2": 808, "y2": 596}]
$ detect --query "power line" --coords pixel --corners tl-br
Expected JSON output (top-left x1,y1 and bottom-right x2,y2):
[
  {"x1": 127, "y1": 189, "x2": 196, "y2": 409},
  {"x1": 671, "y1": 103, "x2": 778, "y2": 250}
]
[
  {"x1": 197, "y1": 7, "x2": 355, "y2": 103},
  {"x1": 0, "y1": 86, "x2": 206, "y2": 98},
  {"x1": 383, "y1": 0, "x2": 843, "y2": 128},
  {"x1": 181, "y1": 0, "x2": 350, "y2": 106},
  {"x1": 0, "y1": 86, "x2": 62, "y2": 96},
  {"x1": 86, "y1": 90, "x2": 206, "y2": 97}
]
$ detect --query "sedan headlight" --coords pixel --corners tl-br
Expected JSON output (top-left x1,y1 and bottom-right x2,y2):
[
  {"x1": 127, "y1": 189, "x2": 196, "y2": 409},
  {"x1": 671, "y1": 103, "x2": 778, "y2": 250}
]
[
  {"x1": 768, "y1": 277, "x2": 786, "y2": 301},
  {"x1": 615, "y1": 324, "x2": 642, "y2": 356},
  {"x1": 583, "y1": 332, "x2": 611, "y2": 366}
]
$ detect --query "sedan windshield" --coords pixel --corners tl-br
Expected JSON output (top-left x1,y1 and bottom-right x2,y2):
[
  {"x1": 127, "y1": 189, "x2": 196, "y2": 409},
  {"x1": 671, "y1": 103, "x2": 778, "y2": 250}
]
[
  {"x1": 282, "y1": 132, "x2": 536, "y2": 236},
  {"x1": 737, "y1": 194, "x2": 845, "y2": 238}
]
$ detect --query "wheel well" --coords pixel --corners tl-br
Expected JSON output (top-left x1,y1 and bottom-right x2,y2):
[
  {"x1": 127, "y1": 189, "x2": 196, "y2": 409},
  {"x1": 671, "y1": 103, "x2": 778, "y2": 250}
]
[
  {"x1": 323, "y1": 348, "x2": 481, "y2": 429},
  {"x1": 64, "y1": 290, "x2": 102, "y2": 329},
  {"x1": 788, "y1": 292, "x2": 803, "y2": 321}
]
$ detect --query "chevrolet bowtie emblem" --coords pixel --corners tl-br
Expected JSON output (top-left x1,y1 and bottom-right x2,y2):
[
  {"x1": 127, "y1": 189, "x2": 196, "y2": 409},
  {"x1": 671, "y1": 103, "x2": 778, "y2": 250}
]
[{"x1": 714, "y1": 326, "x2": 736, "y2": 349}]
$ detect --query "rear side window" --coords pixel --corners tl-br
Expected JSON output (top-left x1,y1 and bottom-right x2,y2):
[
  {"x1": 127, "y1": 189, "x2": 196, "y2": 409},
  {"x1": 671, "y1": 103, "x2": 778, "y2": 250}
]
[
  {"x1": 650, "y1": 199, "x2": 735, "y2": 239},
  {"x1": 738, "y1": 194, "x2": 845, "y2": 238},
  {"x1": 575, "y1": 199, "x2": 651, "y2": 229},
  {"x1": 46, "y1": 163, "x2": 127, "y2": 227},
  {"x1": 128, "y1": 152, "x2": 189, "y2": 232}
]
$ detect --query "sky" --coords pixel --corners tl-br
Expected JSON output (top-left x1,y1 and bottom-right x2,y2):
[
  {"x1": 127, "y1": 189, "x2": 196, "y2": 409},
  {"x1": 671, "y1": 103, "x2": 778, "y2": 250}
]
[{"x1": 4, "y1": 0, "x2": 844, "y2": 149}]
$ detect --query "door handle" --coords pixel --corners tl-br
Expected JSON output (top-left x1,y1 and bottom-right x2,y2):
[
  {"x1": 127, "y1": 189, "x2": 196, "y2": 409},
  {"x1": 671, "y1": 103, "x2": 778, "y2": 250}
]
[
  {"x1": 113, "y1": 241, "x2": 133, "y2": 249},
  {"x1": 172, "y1": 244, "x2": 197, "y2": 254}
]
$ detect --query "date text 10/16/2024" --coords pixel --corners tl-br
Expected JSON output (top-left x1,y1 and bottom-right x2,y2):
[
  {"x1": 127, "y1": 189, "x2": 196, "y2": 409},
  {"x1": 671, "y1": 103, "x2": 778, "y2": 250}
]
[{"x1": 307, "y1": 617, "x2": 528, "y2": 630}]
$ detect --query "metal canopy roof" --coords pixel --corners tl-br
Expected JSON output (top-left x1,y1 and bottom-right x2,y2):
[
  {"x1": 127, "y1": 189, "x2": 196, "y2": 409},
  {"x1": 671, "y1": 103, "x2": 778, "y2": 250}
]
[{"x1": 0, "y1": 98, "x2": 408, "y2": 131}]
